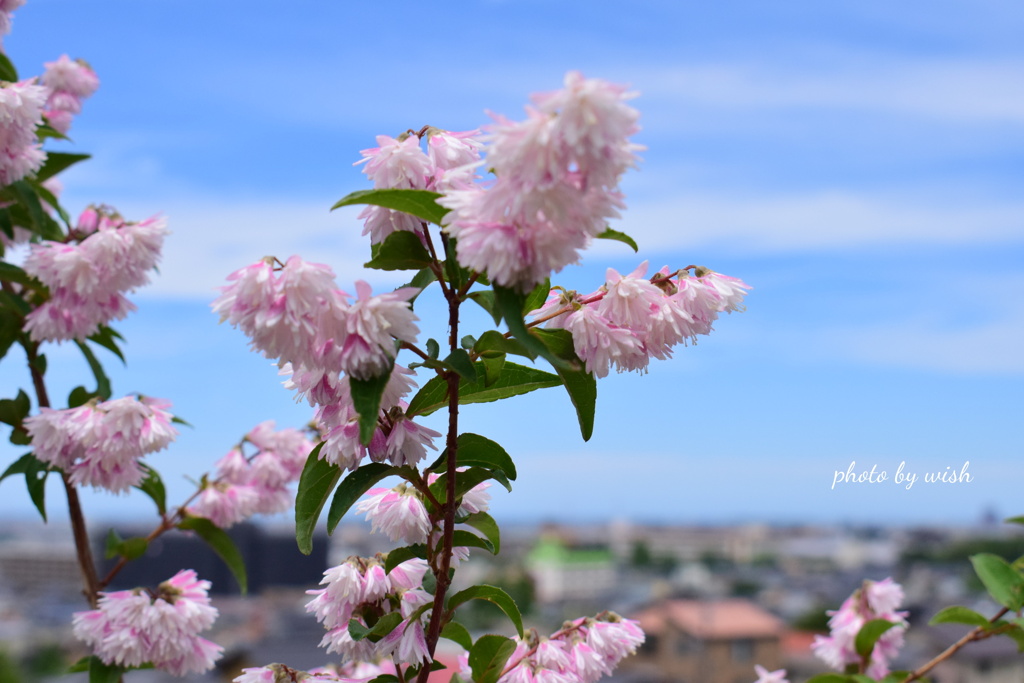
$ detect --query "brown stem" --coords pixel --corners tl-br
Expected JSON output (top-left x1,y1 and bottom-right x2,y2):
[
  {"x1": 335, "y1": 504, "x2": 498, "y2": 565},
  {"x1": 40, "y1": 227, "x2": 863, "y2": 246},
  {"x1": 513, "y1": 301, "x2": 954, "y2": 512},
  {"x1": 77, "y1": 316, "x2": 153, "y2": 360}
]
[
  {"x1": 24, "y1": 340, "x2": 103, "y2": 607},
  {"x1": 416, "y1": 254, "x2": 462, "y2": 683},
  {"x1": 903, "y1": 607, "x2": 1011, "y2": 683}
]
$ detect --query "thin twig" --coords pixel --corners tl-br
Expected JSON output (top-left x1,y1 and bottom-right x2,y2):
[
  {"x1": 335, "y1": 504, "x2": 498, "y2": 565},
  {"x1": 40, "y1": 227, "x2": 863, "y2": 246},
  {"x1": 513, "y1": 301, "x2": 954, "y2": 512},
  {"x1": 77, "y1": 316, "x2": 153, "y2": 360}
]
[{"x1": 903, "y1": 607, "x2": 1012, "y2": 683}]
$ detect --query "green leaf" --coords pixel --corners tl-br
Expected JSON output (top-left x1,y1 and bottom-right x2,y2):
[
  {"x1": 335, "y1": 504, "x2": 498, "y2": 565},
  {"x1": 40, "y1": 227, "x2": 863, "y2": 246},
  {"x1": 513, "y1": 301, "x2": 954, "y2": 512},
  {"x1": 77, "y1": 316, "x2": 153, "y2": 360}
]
[
  {"x1": 0, "y1": 389, "x2": 31, "y2": 427},
  {"x1": 481, "y1": 354, "x2": 505, "y2": 387},
  {"x1": 0, "y1": 452, "x2": 34, "y2": 483},
  {"x1": 448, "y1": 585, "x2": 523, "y2": 638},
  {"x1": 468, "y1": 290, "x2": 501, "y2": 325},
  {"x1": 402, "y1": 268, "x2": 438, "y2": 308},
  {"x1": 469, "y1": 634, "x2": 517, "y2": 683},
  {"x1": 0, "y1": 261, "x2": 32, "y2": 286},
  {"x1": 473, "y1": 330, "x2": 535, "y2": 360},
  {"x1": 7, "y1": 181, "x2": 62, "y2": 240},
  {"x1": 23, "y1": 455, "x2": 49, "y2": 521},
  {"x1": 0, "y1": 51, "x2": 17, "y2": 82},
  {"x1": 349, "y1": 612, "x2": 403, "y2": 642},
  {"x1": 88, "y1": 656, "x2": 126, "y2": 683},
  {"x1": 384, "y1": 544, "x2": 428, "y2": 573},
  {"x1": 332, "y1": 188, "x2": 448, "y2": 226},
  {"x1": 327, "y1": 462, "x2": 401, "y2": 533},
  {"x1": 35, "y1": 152, "x2": 91, "y2": 184},
  {"x1": 533, "y1": 328, "x2": 596, "y2": 441},
  {"x1": 446, "y1": 529, "x2": 495, "y2": 554},
  {"x1": 444, "y1": 349, "x2": 478, "y2": 382},
  {"x1": 134, "y1": 464, "x2": 166, "y2": 515},
  {"x1": 971, "y1": 553, "x2": 1024, "y2": 610},
  {"x1": 596, "y1": 227, "x2": 639, "y2": 252},
  {"x1": 365, "y1": 230, "x2": 433, "y2": 271},
  {"x1": 67, "y1": 386, "x2": 95, "y2": 408},
  {"x1": 178, "y1": 516, "x2": 248, "y2": 593},
  {"x1": 88, "y1": 326, "x2": 127, "y2": 364},
  {"x1": 28, "y1": 176, "x2": 72, "y2": 228},
  {"x1": 350, "y1": 366, "x2": 392, "y2": 445},
  {"x1": 522, "y1": 278, "x2": 552, "y2": 315},
  {"x1": 1006, "y1": 516, "x2": 1024, "y2": 526},
  {"x1": 74, "y1": 340, "x2": 112, "y2": 400},
  {"x1": 104, "y1": 529, "x2": 148, "y2": 561},
  {"x1": 855, "y1": 618, "x2": 898, "y2": 658},
  {"x1": 427, "y1": 433, "x2": 517, "y2": 481},
  {"x1": 441, "y1": 621, "x2": 474, "y2": 652},
  {"x1": 407, "y1": 361, "x2": 560, "y2": 417},
  {"x1": 430, "y1": 465, "x2": 511, "y2": 507},
  {"x1": 463, "y1": 511, "x2": 501, "y2": 554},
  {"x1": 805, "y1": 675, "x2": 853, "y2": 683},
  {"x1": 294, "y1": 442, "x2": 338, "y2": 555},
  {"x1": 493, "y1": 285, "x2": 564, "y2": 367},
  {"x1": 930, "y1": 606, "x2": 992, "y2": 628}
]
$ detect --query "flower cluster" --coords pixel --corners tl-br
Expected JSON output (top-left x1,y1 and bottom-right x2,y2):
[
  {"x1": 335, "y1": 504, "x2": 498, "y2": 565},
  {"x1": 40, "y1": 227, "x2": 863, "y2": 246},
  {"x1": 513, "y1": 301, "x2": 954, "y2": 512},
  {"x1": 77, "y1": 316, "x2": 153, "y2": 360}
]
[
  {"x1": 0, "y1": 77, "x2": 47, "y2": 186},
  {"x1": 812, "y1": 577, "x2": 909, "y2": 679},
  {"x1": 235, "y1": 660, "x2": 397, "y2": 683},
  {"x1": 439, "y1": 71, "x2": 642, "y2": 291},
  {"x1": 187, "y1": 420, "x2": 315, "y2": 528},
  {"x1": 355, "y1": 474, "x2": 491, "y2": 545},
  {"x1": 22, "y1": 207, "x2": 168, "y2": 342},
  {"x1": 0, "y1": 0, "x2": 25, "y2": 52},
  {"x1": 24, "y1": 394, "x2": 177, "y2": 493},
  {"x1": 72, "y1": 569, "x2": 223, "y2": 676},
  {"x1": 40, "y1": 54, "x2": 99, "y2": 134},
  {"x1": 530, "y1": 262, "x2": 751, "y2": 378},
  {"x1": 355, "y1": 127, "x2": 483, "y2": 244},
  {"x1": 305, "y1": 556, "x2": 434, "y2": 665},
  {"x1": 499, "y1": 614, "x2": 646, "y2": 683}
]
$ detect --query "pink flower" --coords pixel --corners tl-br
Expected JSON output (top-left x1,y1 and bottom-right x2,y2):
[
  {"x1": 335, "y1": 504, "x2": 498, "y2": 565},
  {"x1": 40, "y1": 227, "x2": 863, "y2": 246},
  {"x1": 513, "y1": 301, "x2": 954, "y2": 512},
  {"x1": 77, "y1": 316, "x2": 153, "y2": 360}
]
[
  {"x1": 356, "y1": 485, "x2": 432, "y2": 544},
  {"x1": 0, "y1": 79, "x2": 47, "y2": 186},
  {"x1": 339, "y1": 281, "x2": 420, "y2": 380},
  {"x1": 72, "y1": 569, "x2": 222, "y2": 676},
  {"x1": 562, "y1": 305, "x2": 645, "y2": 379},
  {"x1": 42, "y1": 55, "x2": 99, "y2": 99},
  {"x1": 357, "y1": 134, "x2": 434, "y2": 190},
  {"x1": 753, "y1": 665, "x2": 789, "y2": 683}
]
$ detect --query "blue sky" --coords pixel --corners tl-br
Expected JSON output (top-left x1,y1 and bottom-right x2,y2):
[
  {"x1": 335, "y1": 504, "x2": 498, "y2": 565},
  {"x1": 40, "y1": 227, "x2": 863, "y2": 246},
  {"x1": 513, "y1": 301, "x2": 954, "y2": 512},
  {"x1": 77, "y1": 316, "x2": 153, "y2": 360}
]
[{"x1": 1, "y1": 0, "x2": 1021, "y2": 527}]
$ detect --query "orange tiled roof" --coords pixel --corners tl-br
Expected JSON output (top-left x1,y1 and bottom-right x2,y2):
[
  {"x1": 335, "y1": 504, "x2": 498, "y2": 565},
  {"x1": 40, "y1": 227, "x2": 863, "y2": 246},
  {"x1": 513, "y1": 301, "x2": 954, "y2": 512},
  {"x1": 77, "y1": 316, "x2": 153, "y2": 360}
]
[{"x1": 632, "y1": 599, "x2": 784, "y2": 639}]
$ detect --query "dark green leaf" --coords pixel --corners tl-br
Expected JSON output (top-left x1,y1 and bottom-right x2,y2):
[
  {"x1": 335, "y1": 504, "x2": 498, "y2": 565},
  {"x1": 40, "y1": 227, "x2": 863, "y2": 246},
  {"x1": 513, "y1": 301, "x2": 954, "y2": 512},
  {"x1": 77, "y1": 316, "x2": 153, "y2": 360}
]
[
  {"x1": 427, "y1": 433, "x2": 517, "y2": 481},
  {"x1": 178, "y1": 516, "x2": 248, "y2": 593},
  {"x1": 74, "y1": 340, "x2": 111, "y2": 400},
  {"x1": 430, "y1": 466, "x2": 511, "y2": 507},
  {"x1": 327, "y1": 462, "x2": 401, "y2": 533},
  {"x1": 444, "y1": 349, "x2": 478, "y2": 382},
  {"x1": 35, "y1": 152, "x2": 91, "y2": 184},
  {"x1": 402, "y1": 268, "x2": 438, "y2": 308},
  {"x1": 0, "y1": 389, "x2": 30, "y2": 427},
  {"x1": 460, "y1": 334, "x2": 477, "y2": 350},
  {"x1": 332, "y1": 188, "x2": 448, "y2": 226},
  {"x1": 88, "y1": 326, "x2": 127, "y2": 364},
  {"x1": 522, "y1": 278, "x2": 552, "y2": 315},
  {"x1": 426, "y1": 338, "x2": 440, "y2": 359},
  {"x1": 443, "y1": 237, "x2": 468, "y2": 292},
  {"x1": 596, "y1": 227, "x2": 639, "y2": 252},
  {"x1": 1006, "y1": 516, "x2": 1024, "y2": 526},
  {"x1": 368, "y1": 676, "x2": 400, "y2": 683},
  {"x1": 0, "y1": 261, "x2": 32, "y2": 286},
  {"x1": 855, "y1": 618, "x2": 898, "y2": 658},
  {"x1": 134, "y1": 464, "x2": 167, "y2": 515},
  {"x1": 8, "y1": 181, "x2": 62, "y2": 240},
  {"x1": 473, "y1": 330, "x2": 535, "y2": 360},
  {"x1": 494, "y1": 285, "x2": 563, "y2": 367},
  {"x1": 533, "y1": 328, "x2": 596, "y2": 441},
  {"x1": 441, "y1": 621, "x2": 473, "y2": 652},
  {"x1": 971, "y1": 553, "x2": 1024, "y2": 610},
  {"x1": 481, "y1": 354, "x2": 505, "y2": 387},
  {"x1": 24, "y1": 455, "x2": 49, "y2": 521},
  {"x1": 36, "y1": 123, "x2": 69, "y2": 141},
  {"x1": 469, "y1": 634, "x2": 517, "y2": 683},
  {"x1": 930, "y1": 606, "x2": 991, "y2": 628},
  {"x1": 349, "y1": 612, "x2": 403, "y2": 642},
  {"x1": 407, "y1": 361, "x2": 560, "y2": 417},
  {"x1": 0, "y1": 452, "x2": 34, "y2": 483},
  {"x1": 468, "y1": 290, "x2": 501, "y2": 325},
  {"x1": 384, "y1": 544, "x2": 428, "y2": 573},
  {"x1": 88, "y1": 656, "x2": 126, "y2": 683},
  {"x1": 805, "y1": 675, "x2": 853, "y2": 683},
  {"x1": 350, "y1": 366, "x2": 392, "y2": 445},
  {"x1": 0, "y1": 51, "x2": 17, "y2": 81},
  {"x1": 365, "y1": 230, "x2": 433, "y2": 271},
  {"x1": 105, "y1": 529, "x2": 148, "y2": 561},
  {"x1": 448, "y1": 584, "x2": 523, "y2": 637},
  {"x1": 463, "y1": 511, "x2": 501, "y2": 554},
  {"x1": 28, "y1": 176, "x2": 72, "y2": 227},
  {"x1": 295, "y1": 442, "x2": 338, "y2": 555},
  {"x1": 447, "y1": 528, "x2": 495, "y2": 553}
]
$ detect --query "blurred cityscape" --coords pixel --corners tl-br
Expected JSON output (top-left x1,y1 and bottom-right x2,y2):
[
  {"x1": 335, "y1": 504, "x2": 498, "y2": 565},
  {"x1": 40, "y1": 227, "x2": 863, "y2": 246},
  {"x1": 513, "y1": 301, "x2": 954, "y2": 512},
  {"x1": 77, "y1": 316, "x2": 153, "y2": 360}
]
[{"x1": 1, "y1": 514, "x2": 1022, "y2": 683}]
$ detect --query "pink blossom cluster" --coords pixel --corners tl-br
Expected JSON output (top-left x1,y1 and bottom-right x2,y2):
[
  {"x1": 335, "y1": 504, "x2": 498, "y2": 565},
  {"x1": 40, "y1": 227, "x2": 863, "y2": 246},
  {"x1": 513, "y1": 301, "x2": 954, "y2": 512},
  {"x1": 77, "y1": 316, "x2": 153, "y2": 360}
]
[
  {"x1": 0, "y1": 77, "x2": 47, "y2": 186},
  {"x1": 187, "y1": 421, "x2": 315, "y2": 528},
  {"x1": 234, "y1": 660, "x2": 397, "y2": 683},
  {"x1": 305, "y1": 556, "x2": 433, "y2": 665},
  {"x1": 24, "y1": 394, "x2": 177, "y2": 493},
  {"x1": 752, "y1": 665, "x2": 789, "y2": 683},
  {"x1": 22, "y1": 207, "x2": 168, "y2": 342},
  {"x1": 355, "y1": 128, "x2": 483, "y2": 244},
  {"x1": 356, "y1": 475, "x2": 491, "y2": 545},
  {"x1": 439, "y1": 71, "x2": 642, "y2": 291},
  {"x1": 0, "y1": 0, "x2": 25, "y2": 52},
  {"x1": 499, "y1": 613, "x2": 646, "y2": 683},
  {"x1": 530, "y1": 262, "x2": 751, "y2": 378},
  {"x1": 812, "y1": 577, "x2": 909, "y2": 679},
  {"x1": 72, "y1": 569, "x2": 223, "y2": 677},
  {"x1": 40, "y1": 54, "x2": 99, "y2": 134}
]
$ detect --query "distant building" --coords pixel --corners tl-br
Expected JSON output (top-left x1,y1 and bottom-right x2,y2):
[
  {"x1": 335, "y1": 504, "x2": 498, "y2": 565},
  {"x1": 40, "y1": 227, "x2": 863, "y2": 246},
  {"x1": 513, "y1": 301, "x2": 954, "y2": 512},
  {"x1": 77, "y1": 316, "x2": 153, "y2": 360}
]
[
  {"x1": 526, "y1": 535, "x2": 617, "y2": 604},
  {"x1": 628, "y1": 598, "x2": 784, "y2": 683}
]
